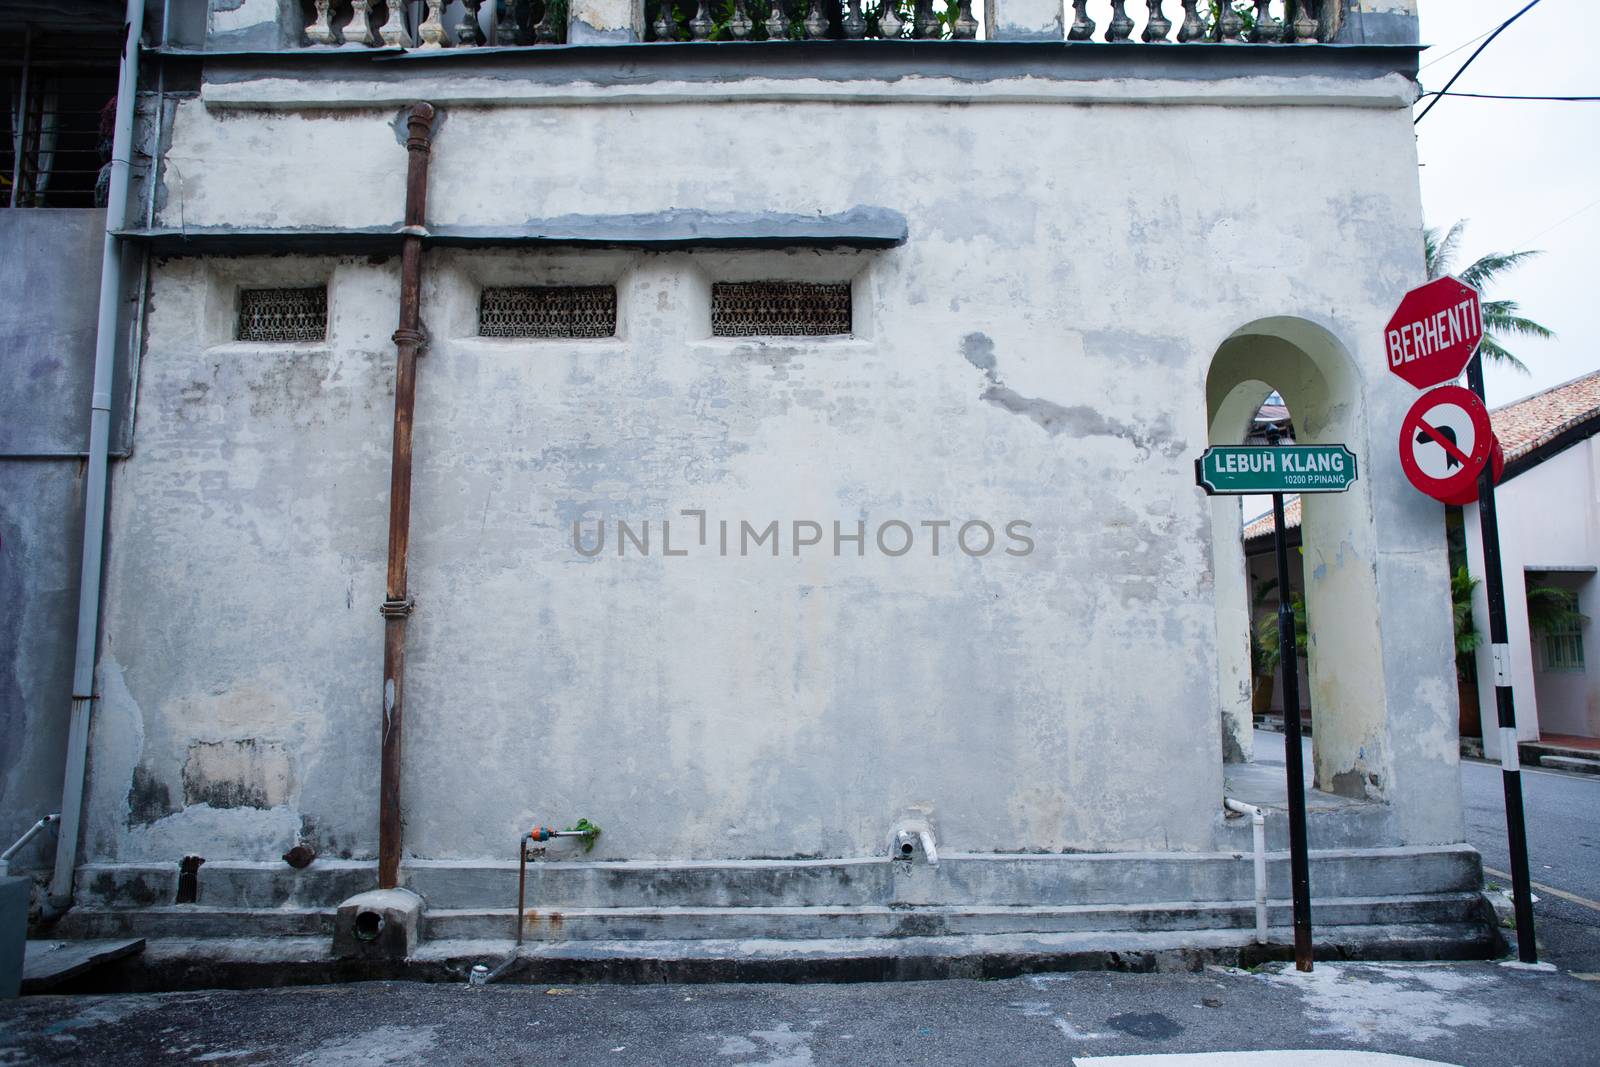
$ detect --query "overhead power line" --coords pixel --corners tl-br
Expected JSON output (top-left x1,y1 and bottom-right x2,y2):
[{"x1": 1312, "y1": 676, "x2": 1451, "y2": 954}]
[
  {"x1": 1422, "y1": 91, "x2": 1600, "y2": 102},
  {"x1": 1415, "y1": 0, "x2": 1547, "y2": 125},
  {"x1": 1514, "y1": 197, "x2": 1600, "y2": 248},
  {"x1": 1418, "y1": 23, "x2": 1498, "y2": 72}
]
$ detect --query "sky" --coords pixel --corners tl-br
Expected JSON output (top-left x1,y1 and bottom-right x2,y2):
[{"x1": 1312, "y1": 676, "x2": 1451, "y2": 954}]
[{"x1": 1414, "y1": 0, "x2": 1600, "y2": 408}]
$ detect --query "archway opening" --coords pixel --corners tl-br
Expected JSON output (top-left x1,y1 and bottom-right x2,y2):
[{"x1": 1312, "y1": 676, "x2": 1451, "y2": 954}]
[{"x1": 1205, "y1": 319, "x2": 1391, "y2": 808}]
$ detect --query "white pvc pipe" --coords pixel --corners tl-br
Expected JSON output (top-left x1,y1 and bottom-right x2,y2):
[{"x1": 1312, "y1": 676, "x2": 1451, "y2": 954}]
[
  {"x1": 1, "y1": 813, "x2": 59, "y2": 876},
  {"x1": 1225, "y1": 798, "x2": 1268, "y2": 944},
  {"x1": 49, "y1": 0, "x2": 145, "y2": 909}
]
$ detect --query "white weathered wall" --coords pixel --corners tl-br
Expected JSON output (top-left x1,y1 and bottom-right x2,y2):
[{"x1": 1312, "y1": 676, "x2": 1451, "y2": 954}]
[
  {"x1": 1467, "y1": 437, "x2": 1600, "y2": 749},
  {"x1": 85, "y1": 67, "x2": 1461, "y2": 868}
]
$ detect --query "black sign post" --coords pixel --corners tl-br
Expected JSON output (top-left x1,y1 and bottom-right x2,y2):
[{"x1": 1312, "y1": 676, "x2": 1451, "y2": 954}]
[
  {"x1": 1268, "y1": 476, "x2": 1315, "y2": 972},
  {"x1": 1196, "y1": 437, "x2": 1359, "y2": 972},
  {"x1": 1464, "y1": 354, "x2": 1538, "y2": 963}
]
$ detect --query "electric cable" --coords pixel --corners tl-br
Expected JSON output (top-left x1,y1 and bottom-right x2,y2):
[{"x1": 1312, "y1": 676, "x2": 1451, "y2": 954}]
[
  {"x1": 1512, "y1": 196, "x2": 1600, "y2": 248},
  {"x1": 1421, "y1": 92, "x2": 1600, "y2": 102},
  {"x1": 1415, "y1": 0, "x2": 1547, "y2": 125},
  {"x1": 1419, "y1": 22, "x2": 1498, "y2": 72}
]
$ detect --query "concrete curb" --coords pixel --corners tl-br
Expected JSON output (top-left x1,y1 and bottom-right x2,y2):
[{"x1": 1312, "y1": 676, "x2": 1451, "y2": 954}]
[{"x1": 39, "y1": 923, "x2": 1505, "y2": 994}]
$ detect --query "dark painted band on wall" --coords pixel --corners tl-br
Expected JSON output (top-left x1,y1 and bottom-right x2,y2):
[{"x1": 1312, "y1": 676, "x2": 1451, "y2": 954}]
[
  {"x1": 115, "y1": 207, "x2": 910, "y2": 257},
  {"x1": 186, "y1": 40, "x2": 1421, "y2": 90}
]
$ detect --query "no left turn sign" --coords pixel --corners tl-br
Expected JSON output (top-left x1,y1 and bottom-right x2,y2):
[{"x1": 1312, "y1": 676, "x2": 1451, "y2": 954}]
[{"x1": 1398, "y1": 385, "x2": 1495, "y2": 503}]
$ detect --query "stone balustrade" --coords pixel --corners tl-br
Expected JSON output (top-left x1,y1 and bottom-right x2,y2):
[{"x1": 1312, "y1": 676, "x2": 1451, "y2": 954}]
[{"x1": 293, "y1": 0, "x2": 1411, "y2": 49}]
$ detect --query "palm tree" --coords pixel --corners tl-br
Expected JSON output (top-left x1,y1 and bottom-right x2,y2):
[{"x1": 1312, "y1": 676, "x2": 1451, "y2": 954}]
[{"x1": 1424, "y1": 221, "x2": 1554, "y2": 374}]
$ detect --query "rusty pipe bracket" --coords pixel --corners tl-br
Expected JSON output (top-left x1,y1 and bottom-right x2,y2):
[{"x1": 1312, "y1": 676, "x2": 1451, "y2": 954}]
[
  {"x1": 379, "y1": 596, "x2": 415, "y2": 618},
  {"x1": 391, "y1": 325, "x2": 428, "y2": 359},
  {"x1": 405, "y1": 102, "x2": 437, "y2": 149}
]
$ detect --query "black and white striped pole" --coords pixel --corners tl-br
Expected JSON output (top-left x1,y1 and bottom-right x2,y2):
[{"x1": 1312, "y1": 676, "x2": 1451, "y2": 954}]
[{"x1": 1465, "y1": 350, "x2": 1538, "y2": 963}]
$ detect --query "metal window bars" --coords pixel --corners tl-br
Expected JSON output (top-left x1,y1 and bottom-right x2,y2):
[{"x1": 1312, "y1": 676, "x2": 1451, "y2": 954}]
[
  {"x1": 4, "y1": 66, "x2": 121, "y2": 209},
  {"x1": 236, "y1": 287, "x2": 330, "y2": 343},
  {"x1": 478, "y1": 285, "x2": 618, "y2": 338},
  {"x1": 711, "y1": 281, "x2": 852, "y2": 337}
]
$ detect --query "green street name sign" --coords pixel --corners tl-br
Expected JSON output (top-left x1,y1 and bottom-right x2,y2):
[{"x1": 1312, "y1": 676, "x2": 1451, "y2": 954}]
[{"x1": 1194, "y1": 445, "x2": 1359, "y2": 496}]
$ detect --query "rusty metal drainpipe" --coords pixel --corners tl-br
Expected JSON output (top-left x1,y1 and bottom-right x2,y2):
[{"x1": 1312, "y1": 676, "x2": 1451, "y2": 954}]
[{"x1": 378, "y1": 101, "x2": 438, "y2": 890}]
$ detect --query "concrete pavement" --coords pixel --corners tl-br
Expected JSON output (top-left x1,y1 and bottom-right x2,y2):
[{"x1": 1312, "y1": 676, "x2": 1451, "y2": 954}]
[{"x1": 0, "y1": 961, "x2": 1593, "y2": 1066}]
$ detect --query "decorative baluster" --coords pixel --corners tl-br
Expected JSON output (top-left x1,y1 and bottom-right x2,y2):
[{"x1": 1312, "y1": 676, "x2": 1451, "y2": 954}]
[
  {"x1": 1215, "y1": 0, "x2": 1243, "y2": 41},
  {"x1": 379, "y1": 3, "x2": 415, "y2": 46},
  {"x1": 689, "y1": 0, "x2": 714, "y2": 38},
  {"x1": 1291, "y1": 0, "x2": 1318, "y2": 42},
  {"x1": 1068, "y1": 0, "x2": 1094, "y2": 41},
  {"x1": 913, "y1": 0, "x2": 939, "y2": 38},
  {"x1": 656, "y1": 0, "x2": 678, "y2": 40},
  {"x1": 765, "y1": 0, "x2": 791, "y2": 38},
  {"x1": 457, "y1": 0, "x2": 486, "y2": 44},
  {"x1": 951, "y1": 0, "x2": 977, "y2": 39},
  {"x1": 1247, "y1": 0, "x2": 1281, "y2": 41},
  {"x1": 1105, "y1": 1, "x2": 1132, "y2": 41},
  {"x1": 494, "y1": 0, "x2": 519, "y2": 45},
  {"x1": 803, "y1": 0, "x2": 829, "y2": 38},
  {"x1": 534, "y1": 0, "x2": 559, "y2": 41},
  {"x1": 842, "y1": 0, "x2": 866, "y2": 37},
  {"x1": 1141, "y1": 1, "x2": 1170, "y2": 41},
  {"x1": 1177, "y1": 0, "x2": 1204, "y2": 41},
  {"x1": 730, "y1": 0, "x2": 755, "y2": 37},
  {"x1": 417, "y1": 0, "x2": 450, "y2": 47},
  {"x1": 876, "y1": 0, "x2": 903, "y2": 38},
  {"x1": 305, "y1": 0, "x2": 338, "y2": 45},
  {"x1": 344, "y1": 0, "x2": 380, "y2": 44}
]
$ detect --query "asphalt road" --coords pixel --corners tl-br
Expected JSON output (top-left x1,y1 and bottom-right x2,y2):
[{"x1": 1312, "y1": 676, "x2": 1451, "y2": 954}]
[
  {"x1": 1, "y1": 962, "x2": 1595, "y2": 1067},
  {"x1": 1460, "y1": 756, "x2": 1600, "y2": 972}
]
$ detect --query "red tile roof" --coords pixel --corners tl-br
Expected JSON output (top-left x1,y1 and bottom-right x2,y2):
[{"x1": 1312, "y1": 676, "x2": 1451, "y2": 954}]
[
  {"x1": 1243, "y1": 496, "x2": 1300, "y2": 542},
  {"x1": 1489, "y1": 368, "x2": 1600, "y2": 463},
  {"x1": 1242, "y1": 369, "x2": 1600, "y2": 542}
]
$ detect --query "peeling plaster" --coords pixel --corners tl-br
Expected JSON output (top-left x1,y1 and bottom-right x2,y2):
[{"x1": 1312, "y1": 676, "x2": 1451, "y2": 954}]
[{"x1": 963, "y1": 332, "x2": 1186, "y2": 458}]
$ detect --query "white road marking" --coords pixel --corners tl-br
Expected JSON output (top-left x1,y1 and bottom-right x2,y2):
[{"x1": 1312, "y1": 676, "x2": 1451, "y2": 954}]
[
  {"x1": 1073, "y1": 1054, "x2": 1465, "y2": 1066},
  {"x1": 1053, "y1": 1017, "x2": 1112, "y2": 1041},
  {"x1": 1483, "y1": 866, "x2": 1600, "y2": 914}
]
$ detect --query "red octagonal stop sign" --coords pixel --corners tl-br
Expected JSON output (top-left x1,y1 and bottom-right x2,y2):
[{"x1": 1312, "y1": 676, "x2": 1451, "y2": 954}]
[{"x1": 1385, "y1": 275, "x2": 1484, "y2": 390}]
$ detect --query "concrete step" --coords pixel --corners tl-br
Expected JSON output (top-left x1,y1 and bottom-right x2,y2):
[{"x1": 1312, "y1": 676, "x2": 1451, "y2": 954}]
[
  {"x1": 424, "y1": 892, "x2": 1487, "y2": 942},
  {"x1": 53, "y1": 905, "x2": 334, "y2": 940},
  {"x1": 51, "y1": 893, "x2": 1485, "y2": 944},
  {"x1": 1538, "y1": 755, "x2": 1600, "y2": 775},
  {"x1": 21, "y1": 938, "x2": 145, "y2": 994},
  {"x1": 1519, "y1": 739, "x2": 1600, "y2": 765},
  {"x1": 74, "y1": 845, "x2": 1483, "y2": 913},
  {"x1": 56, "y1": 922, "x2": 1502, "y2": 990}
]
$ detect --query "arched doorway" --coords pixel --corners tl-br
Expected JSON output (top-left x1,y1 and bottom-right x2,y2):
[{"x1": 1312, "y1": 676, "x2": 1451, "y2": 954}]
[{"x1": 1206, "y1": 318, "x2": 1391, "y2": 802}]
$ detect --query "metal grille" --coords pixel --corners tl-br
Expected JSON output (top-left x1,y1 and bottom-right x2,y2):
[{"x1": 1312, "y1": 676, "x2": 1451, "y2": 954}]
[
  {"x1": 478, "y1": 286, "x2": 617, "y2": 338},
  {"x1": 236, "y1": 287, "x2": 328, "y2": 343},
  {"x1": 1543, "y1": 624, "x2": 1585, "y2": 671},
  {"x1": 712, "y1": 282, "x2": 852, "y2": 337}
]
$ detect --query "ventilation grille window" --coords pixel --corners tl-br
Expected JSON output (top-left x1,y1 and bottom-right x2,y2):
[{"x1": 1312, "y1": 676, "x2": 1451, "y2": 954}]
[
  {"x1": 479, "y1": 285, "x2": 618, "y2": 338},
  {"x1": 236, "y1": 287, "x2": 328, "y2": 343},
  {"x1": 712, "y1": 282, "x2": 852, "y2": 337}
]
